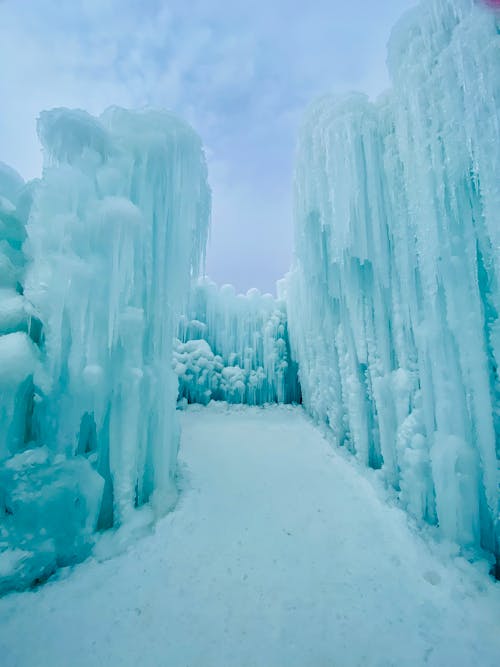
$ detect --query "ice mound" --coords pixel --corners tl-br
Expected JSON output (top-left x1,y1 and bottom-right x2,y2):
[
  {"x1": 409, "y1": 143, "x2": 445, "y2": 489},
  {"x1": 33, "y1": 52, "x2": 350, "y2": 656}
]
[{"x1": 0, "y1": 447, "x2": 103, "y2": 595}]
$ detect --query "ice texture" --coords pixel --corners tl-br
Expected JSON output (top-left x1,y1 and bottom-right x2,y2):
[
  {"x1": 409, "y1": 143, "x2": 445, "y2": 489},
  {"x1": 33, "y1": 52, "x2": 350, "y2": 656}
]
[
  {"x1": 0, "y1": 162, "x2": 24, "y2": 208},
  {"x1": 24, "y1": 107, "x2": 210, "y2": 528},
  {"x1": 0, "y1": 333, "x2": 38, "y2": 460},
  {"x1": 0, "y1": 447, "x2": 103, "y2": 594},
  {"x1": 0, "y1": 163, "x2": 65, "y2": 594},
  {"x1": 0, "y1": 163, "x2": 27, "y2": 296},
  {"x1": 175, "y1": 279, "x2": 300, "y2": 405},
  {"x1": 287, "y1": 0, "x2": 500, "y2": 558},
  {"x1": 0, "y1": 107, "x2": 210, "y2": 592},
  {"x1": 0, "y1": 164, "x2": 39, "y2": 462}
]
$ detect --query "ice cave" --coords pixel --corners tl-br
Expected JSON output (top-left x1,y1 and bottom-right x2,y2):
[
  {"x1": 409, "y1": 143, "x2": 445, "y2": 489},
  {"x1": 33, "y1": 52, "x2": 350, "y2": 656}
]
[{"x1": 0, "y1": 0, "x2": 499, "y2": 665}]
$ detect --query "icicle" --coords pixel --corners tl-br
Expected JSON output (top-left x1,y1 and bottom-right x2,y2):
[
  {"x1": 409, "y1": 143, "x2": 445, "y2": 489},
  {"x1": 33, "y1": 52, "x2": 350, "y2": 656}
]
[{"x1": 287, "y1": 0, "x2": 500, "y2": 558}]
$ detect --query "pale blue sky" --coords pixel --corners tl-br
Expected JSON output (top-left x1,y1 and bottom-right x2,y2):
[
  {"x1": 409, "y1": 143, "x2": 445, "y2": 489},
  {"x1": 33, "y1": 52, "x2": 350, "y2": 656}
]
[{"x1": 0, "y1": 0, "x2": 416, "y2": 293}]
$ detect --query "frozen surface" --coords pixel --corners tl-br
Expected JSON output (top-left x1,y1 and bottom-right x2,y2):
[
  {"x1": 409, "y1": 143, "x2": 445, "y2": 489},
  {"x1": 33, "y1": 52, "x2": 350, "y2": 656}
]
[
  {"x1": 0, "y1": 333, "x2": 38, "y2": 461},
  {"x1": 0, "y1": 163, "x2": 40, "y2": 470},
  {"x1": 0, "y1": 107, "x2": 210, "y2": 592},
  {"x1": 0, "y1": 161, "x2": 28, "y2": 294},
  {"x1": 25, "y1": 107, "x2": 210, "y2": 529},
  {"x1": 0, "y1": 447, "x2": 103, "y2": 595},
  {"x1": 0, "y1": 163, "x2": 49, "y2": 592},
  {"x1": 0, "y1": 405, "x2": 499, "y2": 666},
  {"x1": 287, "y1": 0, "x2": 500, "y2": 558},
  {"x1": 175, "y1": 279, "x2": 300, "y2": 405}
]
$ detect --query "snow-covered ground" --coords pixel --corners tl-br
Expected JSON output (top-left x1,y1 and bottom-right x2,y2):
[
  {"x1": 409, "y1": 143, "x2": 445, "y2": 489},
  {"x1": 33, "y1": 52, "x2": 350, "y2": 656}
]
[{"x1": 1, "y1": 405, "x2": 499, "y2": 667}]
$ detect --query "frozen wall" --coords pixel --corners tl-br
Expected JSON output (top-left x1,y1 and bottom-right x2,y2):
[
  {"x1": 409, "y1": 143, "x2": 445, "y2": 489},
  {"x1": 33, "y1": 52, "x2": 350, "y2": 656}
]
[
  {"x1": 0, "y1": 163, "x2": 102, "y2": 594},
  {"x1": 25, "y1": 107, "x2": 210, "y2": 527},
  {"x1": 0, "y1": 163, "x2": 39, "y2": 462},
  {"x1": 175, "y1": 279, "x2": 300, "y2": 405},
  {"x1": 287, "y1": 0, "x2": 500, "y2": 561},
  {"x1": 0, "y1": 108, "x2": 210, "y2": 592}
]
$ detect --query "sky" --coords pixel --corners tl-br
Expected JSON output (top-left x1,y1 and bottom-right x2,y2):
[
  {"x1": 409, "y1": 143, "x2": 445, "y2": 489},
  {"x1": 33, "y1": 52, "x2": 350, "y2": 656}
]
[{"x1": 0, "y1": 0, "x2": 417, "y2": 293}]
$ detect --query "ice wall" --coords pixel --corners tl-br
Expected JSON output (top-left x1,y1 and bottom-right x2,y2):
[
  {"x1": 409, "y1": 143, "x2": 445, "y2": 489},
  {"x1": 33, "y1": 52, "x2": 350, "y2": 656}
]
[
  {"x1": 24, "y1": 108, "x2": 210, "y2": 529},
  {"x1": 0, "y1": 108, "x2": 209, "y2": 593},
  {"x1": 175, "y1": 279, "x2": 300, "y2": 405},
  {"x1": 288, "y1": 0, "x2": 500, "y2": 560},
  {"x1": 0, "y1": 108, "x2": 210, "y2": 593},
  {"x1": 0, "y1": 163, "x2": 103, "y2": 593},
  {"x1": 0, "y1": 163, "x2": 38, "y2": 462}
]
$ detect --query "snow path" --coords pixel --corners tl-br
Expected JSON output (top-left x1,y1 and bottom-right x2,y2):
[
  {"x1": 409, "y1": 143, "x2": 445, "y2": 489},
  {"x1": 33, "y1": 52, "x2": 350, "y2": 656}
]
[{"x1": 1, "y1": 405, "x2": 499, "y2": 667}]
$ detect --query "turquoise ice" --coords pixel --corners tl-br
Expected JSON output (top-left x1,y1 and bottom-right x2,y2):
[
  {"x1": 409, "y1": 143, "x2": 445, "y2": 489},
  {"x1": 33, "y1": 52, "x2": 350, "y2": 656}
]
[{"x1": 287, "y1": 0, "x2": 500, "y2": 555}]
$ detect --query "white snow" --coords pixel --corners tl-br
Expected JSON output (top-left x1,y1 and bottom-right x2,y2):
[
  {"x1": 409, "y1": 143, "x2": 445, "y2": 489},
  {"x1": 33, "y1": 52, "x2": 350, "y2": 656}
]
[{"x1": 1, "y1": 405, "x2": 499, "y2": 667}]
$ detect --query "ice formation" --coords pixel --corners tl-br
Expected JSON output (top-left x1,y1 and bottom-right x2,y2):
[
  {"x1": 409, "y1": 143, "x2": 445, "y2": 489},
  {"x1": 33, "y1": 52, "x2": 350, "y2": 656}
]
[
  {"x1": 175, "y1": 279, "x2": 300, "y2": 405},
  {"x1": 287, "y1": 0, "x2": 500, "y2": 560},
  {"x1": 0, "y1": 162, "x2": 92, "y2": 593},
  {"x1": 1, "y1": 0, "x2": 499, "y2": 594},
  {"x1": 0, "y1": 108, "x2": 210, "y2": 592},
  {"x1": 0, "y1": 165, "x2": 37, "y2": 462}
]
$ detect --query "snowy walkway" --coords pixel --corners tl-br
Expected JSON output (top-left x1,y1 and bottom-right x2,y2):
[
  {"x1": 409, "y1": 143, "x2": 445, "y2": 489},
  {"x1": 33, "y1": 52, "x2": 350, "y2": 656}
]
[{"x1": 1, "y1": 405, "x2": 499, "y2": 667}]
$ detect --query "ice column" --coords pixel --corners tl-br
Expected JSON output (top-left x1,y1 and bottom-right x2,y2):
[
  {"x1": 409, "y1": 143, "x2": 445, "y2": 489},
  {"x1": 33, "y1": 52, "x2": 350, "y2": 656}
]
[
  {"x1": 25, "y1": 107, "x2": 211, "y2": 527},
  {"x1": 288, "y1": 0, "x2": 500, "y2": 558}
]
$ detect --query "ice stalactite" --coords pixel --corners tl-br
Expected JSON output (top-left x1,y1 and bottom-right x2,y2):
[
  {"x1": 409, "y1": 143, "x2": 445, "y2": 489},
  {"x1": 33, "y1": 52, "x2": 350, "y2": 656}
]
[
  {"x1": 287, "y1": 0, "x2": 500, "y2": 560},
  {"x1": 175, "y1": 279, "x2": 300, "y2": 405}
]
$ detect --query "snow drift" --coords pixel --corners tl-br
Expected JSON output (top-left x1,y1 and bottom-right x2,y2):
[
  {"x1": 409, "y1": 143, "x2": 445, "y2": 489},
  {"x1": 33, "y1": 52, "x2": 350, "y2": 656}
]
[{"x1": 287, "y1": 0, "x2": 500, "y2": 560}]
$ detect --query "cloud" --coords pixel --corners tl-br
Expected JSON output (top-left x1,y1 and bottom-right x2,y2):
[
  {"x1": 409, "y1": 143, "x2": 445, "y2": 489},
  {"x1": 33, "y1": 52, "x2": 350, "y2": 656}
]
[{"x1": 0, "y1": 0, "x2": 417, "y2": 291}]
